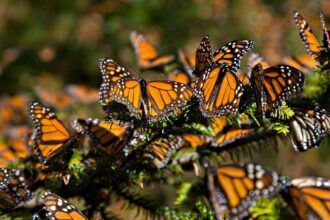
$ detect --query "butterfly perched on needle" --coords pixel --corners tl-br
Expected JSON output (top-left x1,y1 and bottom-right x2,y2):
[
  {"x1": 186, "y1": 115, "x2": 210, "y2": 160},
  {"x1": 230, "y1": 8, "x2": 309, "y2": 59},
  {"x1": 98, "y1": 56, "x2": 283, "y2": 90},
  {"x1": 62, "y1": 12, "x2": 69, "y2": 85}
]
[
  {"x1": 73, "y1": 118, "x2": 133, "y2": 157},
  {"x1": 282, "y1": 177, "x2": 330, "y2": 220},
  {"x1": 40, "y1": 191, "x2": 88, "y2": 220},
  {"x1": 194, "y1": 64, "x2": 244, "y2": 117},
  {"x1": 130, "y1": 31, "x2": 175, "y2": 69},
  {"x1": 99, "y1": 58, "x2": 193, "y2": 122},
  {"x1": 207, "y1": 163, "x2": 287, "y2": 220},
  {"x1": 143, "y1": 135, "x2": 185, "y2": 169},
  {"x1": 250, "y1": 64, "x2": 305, "y2": 118},
  {"x1": 289, "y1": 107, "x2": 330, "y2": 152},
  {"x1": 28, "y1": 102, "x2": 81, "y2": 164},
  {"x1": 293, "y1": 11, "x2": 330, "y2": 64}
]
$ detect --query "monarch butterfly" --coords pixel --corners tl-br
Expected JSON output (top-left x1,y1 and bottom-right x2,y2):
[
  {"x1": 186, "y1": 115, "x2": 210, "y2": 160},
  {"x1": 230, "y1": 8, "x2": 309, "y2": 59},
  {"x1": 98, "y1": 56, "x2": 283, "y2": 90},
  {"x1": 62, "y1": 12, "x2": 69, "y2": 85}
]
[
  {"x1": 289, "y1": 107, "x2": 330, "y2": 151},
  {"x1": 66, "y1": 84, "x2": 99, "y2": 104},
  {"x1": 293, "y1": 11, "x2": 330, "y2": 62},
  {"x1": 0, "y1": 169, "x2": 32, "y2": 214},
  {"x1": 178, "y1": 49, "x2": 196, "y2": 77},
  {"x1": 193, "y1": 35, "x2": 213, "y2": 77},
  {"x1": 283, "y1": 177, "x2": 330, "y2": 220},
  {"x1": 251, "y1": 64, "x2": 305, "y2": 118},
  {"x1": 130, "y1": 31, "x2": 174, "y2": 69},
  {"x1": 194, "y1": 64, "x2": 244, "y2": 117},
  {"x1": 143, "y1": 135, "x2": 185, "y2": 168},
  {"x1": 41, "y1": 191, "x2": 88, "y2": 220},
  {"x1": 28, "y1": 102, "x2": 80, "y2": 164},
  {"x1": 99, "y1": 59, "x2": 193, "y2": 122},
  {"x1": 283, "y1": 54, "x2": 318, "y2": 74},
  {"x1": 167, "y1": 69, "x2": 192, "y2": 85},
  {"x1": 207, "y1": 163, "x2": 287, "y2": 220},
  {"x1": 35, "y1": 87, "x2": 73, "y2": 109},
  {"x1": 73, "y1": 118, "x2": 133, "y2": 156}
]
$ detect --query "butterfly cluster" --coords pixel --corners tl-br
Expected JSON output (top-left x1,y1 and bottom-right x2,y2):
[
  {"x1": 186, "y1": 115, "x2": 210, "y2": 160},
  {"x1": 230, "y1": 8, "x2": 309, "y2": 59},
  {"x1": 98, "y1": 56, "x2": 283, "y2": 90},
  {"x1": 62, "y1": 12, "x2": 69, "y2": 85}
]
[{"x1": 0, "y1": 10, "x2": 330, "y2": 220}]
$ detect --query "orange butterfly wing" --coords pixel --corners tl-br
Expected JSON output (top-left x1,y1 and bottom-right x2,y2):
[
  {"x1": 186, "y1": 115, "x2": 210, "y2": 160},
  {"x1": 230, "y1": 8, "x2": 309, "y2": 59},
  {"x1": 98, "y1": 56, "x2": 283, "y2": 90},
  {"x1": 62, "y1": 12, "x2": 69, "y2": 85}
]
[
  {"x1": 167, "y1": 69, "x2": 191, "y2": 85},
  {"x1": 99, "y1": 58, "x2": 133, "y2": 105},
  {"x1": 194, "y1": 65, "x2": 243, "y2": 117},
  {"x1": 287, "y1": 177, "x2": 330, "y2": 220},
  {"x1": 73, "y1": 118, "x2": 132, "y2": 156},
  {"x1": 41, "y1": 191, "x2": 88, "y2": 220},
  {"x1": 146, "y1": 81, "x2": 193, "y2": 121},
  {"x1": 283, "y1": 54, "x2": 317, "y2": 74},
  {"x1": 130, "y1": 31, "x2": 174, "y2": 69},
  {"x1": 251, "y1": 64, "x2": 304, "y2": 117},
  {"x1": 207, "y1": 164, "x2": 286, "y2": 220},
  {"x1": 213, "y1": 40, "x2": 254, "y2": 74},
  {"x1": 28, "y1": 102, "x2": 74, "y2": 164},
  {"x1": 293, "y1": 11, "x2": 321, "y2": 59}
]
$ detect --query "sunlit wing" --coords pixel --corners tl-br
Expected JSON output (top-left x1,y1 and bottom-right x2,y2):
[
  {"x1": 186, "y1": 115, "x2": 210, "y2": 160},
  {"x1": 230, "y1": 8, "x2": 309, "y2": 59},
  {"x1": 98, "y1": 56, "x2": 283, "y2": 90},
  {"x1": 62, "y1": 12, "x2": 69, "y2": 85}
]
[
  {"x1": 99, "y1": 58, "x2": 133, "y2": 105},
  {"x1": 146, "y1": 81, "x2": 193, "y2": 121},
  {"x1": 293, "y1": 11, "x2": 321, "y2": 59},
  {"x1": 41, "y1": 191, "x2": 88, "y2": 220},
  {"x1": 28, "y1": 102, "x2": 74, "y2": 164},
  {"x1": 207, "y1": 163, "x2": 287, "y2": 220},
  {"x1": 194, "y1": 65, "x2": 243, "y2": 117}
]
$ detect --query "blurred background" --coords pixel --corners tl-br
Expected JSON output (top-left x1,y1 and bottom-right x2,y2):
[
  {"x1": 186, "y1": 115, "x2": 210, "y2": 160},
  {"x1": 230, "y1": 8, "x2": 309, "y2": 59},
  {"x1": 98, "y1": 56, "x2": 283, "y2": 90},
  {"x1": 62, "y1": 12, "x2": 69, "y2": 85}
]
[{"x1": 0, "y1": 0, "x2": 330, "y2": 203}]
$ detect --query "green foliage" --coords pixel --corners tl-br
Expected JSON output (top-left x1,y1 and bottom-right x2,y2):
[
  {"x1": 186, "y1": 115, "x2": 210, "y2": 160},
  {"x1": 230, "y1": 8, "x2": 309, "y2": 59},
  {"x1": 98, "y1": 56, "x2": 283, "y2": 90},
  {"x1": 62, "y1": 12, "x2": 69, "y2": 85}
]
[
  {"x1": 68, "y1": 150, "x2": 85, "y2": 179},
  {"x1": 250, "y1": 197, "x2": 286, "y2": 220},
  {"x1": 174, "y1": 182, "x2": 193, "y2": 205},
  {"x1": 273, "y1": 122, "x2": 290, "y2": 135},
  {"x1": 271, "y1": 102, "x2": 294, "y2": 120},
  {"x1": 162, "y1": 201, "x2": 215, "y2": 220},
  {"x1": 183, "y1": 123, "x2": 215, "y2": 136}
]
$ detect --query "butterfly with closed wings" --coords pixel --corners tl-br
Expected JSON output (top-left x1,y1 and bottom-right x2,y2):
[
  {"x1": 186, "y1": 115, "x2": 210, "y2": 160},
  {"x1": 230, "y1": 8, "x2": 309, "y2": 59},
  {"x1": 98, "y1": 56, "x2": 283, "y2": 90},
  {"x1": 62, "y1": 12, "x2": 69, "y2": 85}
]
[
  {"x1": 73, "y1": 118, "x2": 133, "y2": 157},
  {"x1": 289, "y1": 107, "x2": 330, "y2": 152},
  {"x1": 293, "y1": 11, "x2": 330, "y2": 64},
  {"x1": 28, "y1": 102, "x2": 81, "y2": 164}
]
